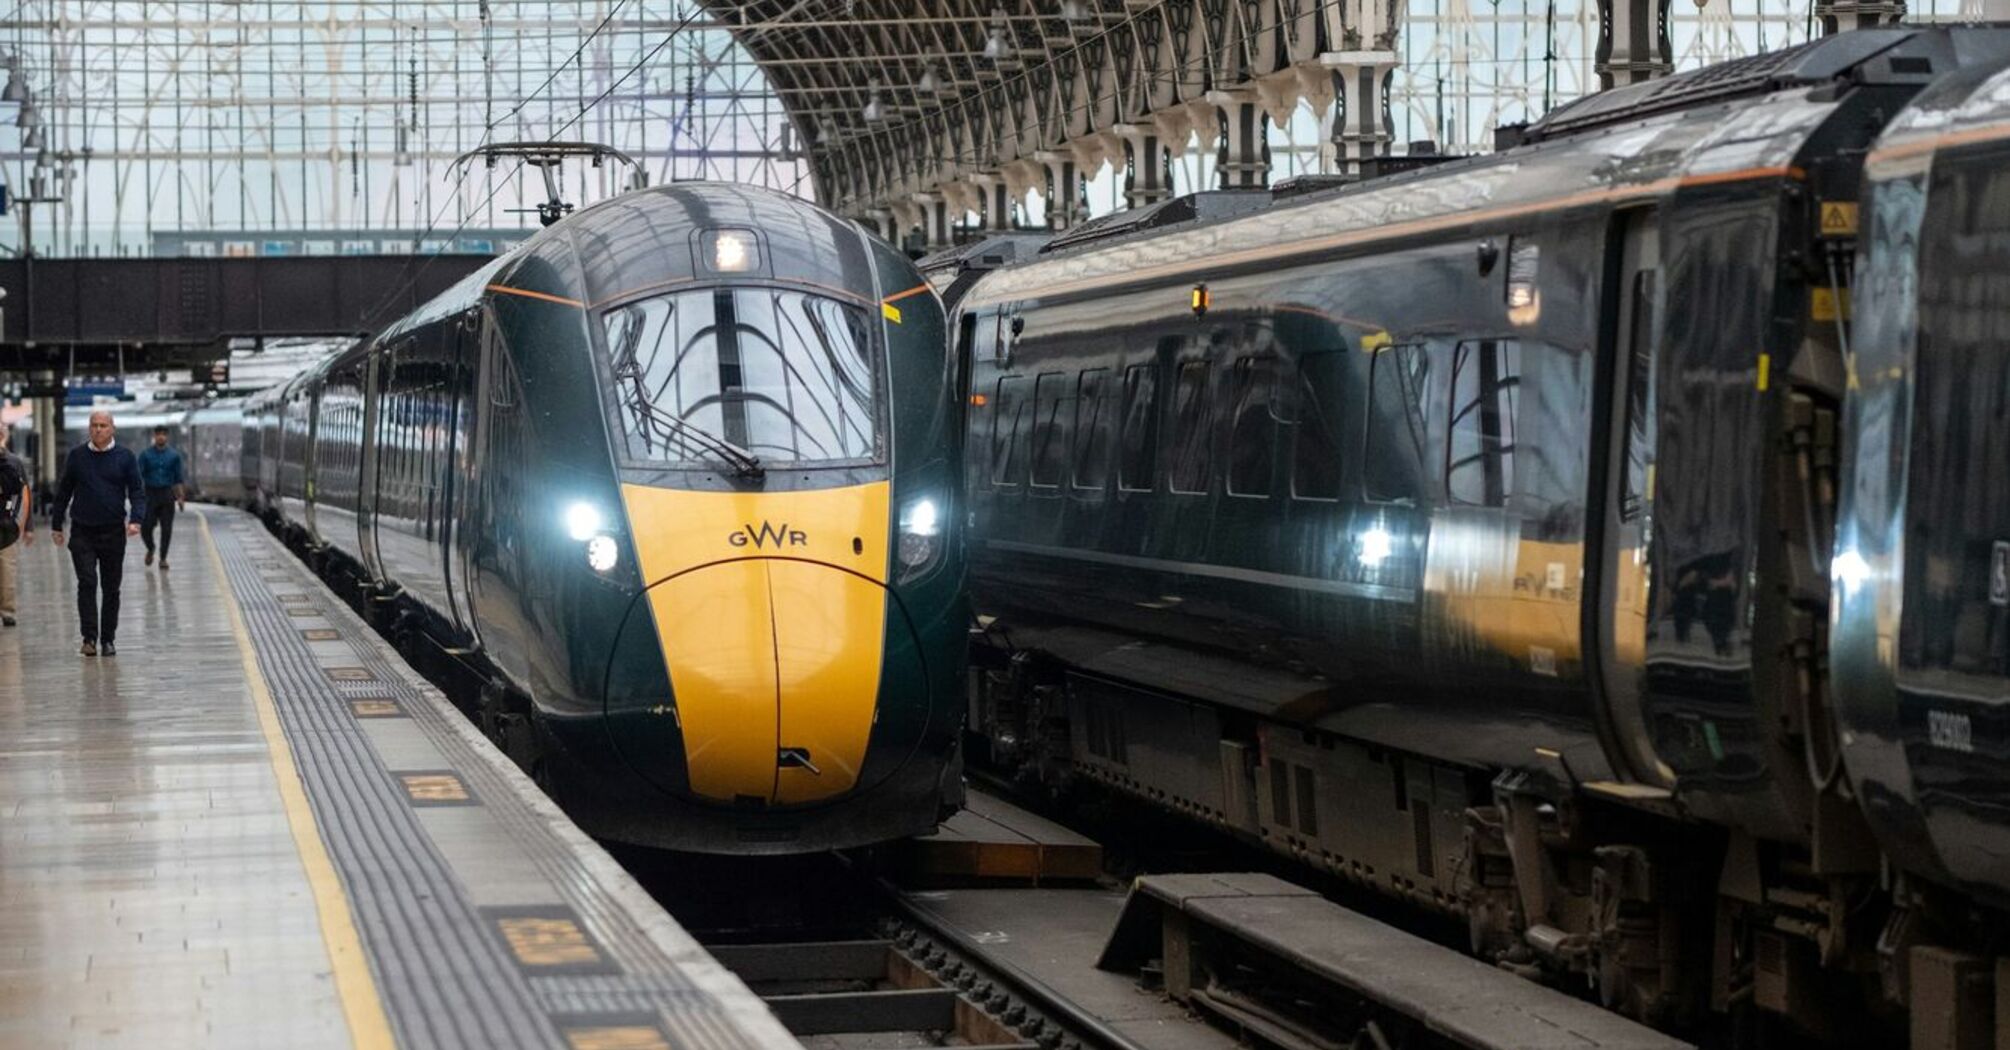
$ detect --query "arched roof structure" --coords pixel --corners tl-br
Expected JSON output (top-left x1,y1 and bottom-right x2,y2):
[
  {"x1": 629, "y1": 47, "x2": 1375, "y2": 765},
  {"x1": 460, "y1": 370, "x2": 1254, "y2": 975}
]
[
  {"x1": 703, "y1": 0, "x2": 1913, "y2": 244},
  {"x1": 709, "y1": 0, "x2": 1403, "y2": 232}
]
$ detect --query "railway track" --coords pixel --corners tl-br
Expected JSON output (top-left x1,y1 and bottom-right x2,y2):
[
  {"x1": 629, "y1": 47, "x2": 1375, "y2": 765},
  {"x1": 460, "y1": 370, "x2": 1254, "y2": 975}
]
[{"x1": 620, "y1": 797, "x2": 1695, "y2": 1050}]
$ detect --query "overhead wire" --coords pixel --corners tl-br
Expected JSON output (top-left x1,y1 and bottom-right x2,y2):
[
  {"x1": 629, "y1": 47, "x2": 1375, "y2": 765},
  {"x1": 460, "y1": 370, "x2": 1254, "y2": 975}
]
[{"x1": 360, "y1": 2, "x2": 708, "y2": 330}]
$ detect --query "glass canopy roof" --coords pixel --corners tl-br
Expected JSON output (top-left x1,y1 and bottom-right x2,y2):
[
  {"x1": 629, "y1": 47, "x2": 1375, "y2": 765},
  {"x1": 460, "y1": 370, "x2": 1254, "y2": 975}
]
[{"x1": 0, "y1": 2, "x2": 807, "y2": 256}]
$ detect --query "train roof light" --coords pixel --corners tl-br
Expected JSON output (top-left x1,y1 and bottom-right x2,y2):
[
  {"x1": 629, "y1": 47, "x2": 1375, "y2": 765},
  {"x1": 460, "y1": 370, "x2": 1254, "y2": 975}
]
[{"x1": 706, "y1": 229, "x2": 759, "y2": 273}]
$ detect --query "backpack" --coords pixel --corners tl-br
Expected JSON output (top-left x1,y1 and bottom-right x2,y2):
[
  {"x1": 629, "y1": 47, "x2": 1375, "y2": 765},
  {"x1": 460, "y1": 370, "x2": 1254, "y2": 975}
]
[{"x1": 0, "y1": 455, "x2": 20, "y2": 551}]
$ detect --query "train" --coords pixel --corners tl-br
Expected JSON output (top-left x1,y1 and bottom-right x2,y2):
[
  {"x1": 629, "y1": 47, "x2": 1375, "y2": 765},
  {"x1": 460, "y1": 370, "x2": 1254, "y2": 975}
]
[
  {"x1": 945, "y1": 26, "x2": 2010, "y2": 1042},
  {"x1": 240, "y1": 182, "x2": 969, "y2": 853}
]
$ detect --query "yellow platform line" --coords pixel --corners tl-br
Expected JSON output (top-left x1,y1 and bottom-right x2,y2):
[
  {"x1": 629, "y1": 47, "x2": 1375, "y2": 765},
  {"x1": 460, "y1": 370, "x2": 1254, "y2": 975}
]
[{"x1": 198, "y1": 512, "x2": 398, "y2": 1049}]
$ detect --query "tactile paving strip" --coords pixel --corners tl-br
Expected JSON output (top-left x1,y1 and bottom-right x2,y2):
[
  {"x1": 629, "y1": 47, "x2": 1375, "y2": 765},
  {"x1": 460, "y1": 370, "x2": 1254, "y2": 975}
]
[{"x1": 206, "y1": 513, "x2": 785, "y2": 1050}]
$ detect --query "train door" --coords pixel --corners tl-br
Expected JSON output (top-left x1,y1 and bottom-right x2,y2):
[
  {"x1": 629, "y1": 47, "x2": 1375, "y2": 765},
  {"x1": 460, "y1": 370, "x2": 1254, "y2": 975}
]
[
  {"x1": 358, "y1": 351, "x2": 385, "y2": 581},
  {"x1": 441, "y1": 309, "x2": 478, "y2": 640},
  {"x1": 1588, "y1": 207, "x2": 1675, "y2": 789},
  {"x1": 303, "y1": 381, "x2": 322, "y2": 544}
]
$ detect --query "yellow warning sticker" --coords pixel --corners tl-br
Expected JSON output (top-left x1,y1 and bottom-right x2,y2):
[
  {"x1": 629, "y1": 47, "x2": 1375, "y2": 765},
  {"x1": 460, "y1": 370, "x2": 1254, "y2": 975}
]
[
  {"x1": 1812, "y1": 287, "x2": 1851, "y2": 322},
  {"x1": 1756, "y1": 353, "x2": 1771, "y2": 392},
  {"x1": 564, "y1": 1026, "x2": 672, "y2": 1050},
  {"x1": 497, "y1": 916, "x2": 602, "y2": 967},
  {"x1": 1820, "y1": 201, "x2": 1858, "y2": 237},
  {"x1": 881, "y1": 301, "x2": 903, "y2": 324},
  {"x1": 1360, "y1": 330, "x2": 1392, "y2": 352},
  {"x1": 399, "y1": 773, "x2": 470, "y2": 803}
]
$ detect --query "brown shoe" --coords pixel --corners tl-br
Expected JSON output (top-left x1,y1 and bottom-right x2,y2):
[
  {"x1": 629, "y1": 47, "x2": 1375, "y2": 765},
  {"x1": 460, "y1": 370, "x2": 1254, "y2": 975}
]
[
  {"x1": 80, "y1": 640, "x2": 97, "y2": 657},
  {"x1": 144, "y1": 551, "x2": 154, "y2": 566},
  {"x1": 159, "y1": 561, "x2": 169, "y2": 572}
]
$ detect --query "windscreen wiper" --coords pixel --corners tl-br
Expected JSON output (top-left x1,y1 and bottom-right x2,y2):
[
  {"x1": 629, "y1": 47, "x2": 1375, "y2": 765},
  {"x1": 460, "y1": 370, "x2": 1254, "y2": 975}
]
[
  {"x1": 610, "y1": 341, "x2": 765, "y2": 479},
  {"x1": 625, "y1": 388, "x2": 767, "y2": 480}
]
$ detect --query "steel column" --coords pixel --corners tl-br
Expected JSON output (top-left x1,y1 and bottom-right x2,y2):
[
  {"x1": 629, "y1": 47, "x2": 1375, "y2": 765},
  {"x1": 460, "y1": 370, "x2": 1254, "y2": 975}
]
[
  {"x1": 1596, "y1": 0, "x2": 1673, "y2": 88},
  {"x1": 1323, "y1": 52, "x2": 1399, "y2": 176},
  {"x1": 1814, "y1": 0, "x2": 1906, "y2": 32},
  {"x1": 1035, "y1": 150, "x2": 1084, "y2": 230},
  {"x1": 1114, "y1": 123, "x2": 1171, "y2": 209},
  {"x1": 1206, "y1": 89, "x2": 1270, "y2": 189}
]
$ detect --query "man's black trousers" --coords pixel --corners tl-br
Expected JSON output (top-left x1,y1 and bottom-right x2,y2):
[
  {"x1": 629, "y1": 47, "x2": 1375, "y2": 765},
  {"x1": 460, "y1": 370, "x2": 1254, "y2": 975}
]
[
  {"x1": 142, "y1": 487, "x2": 177, "y2": 560},
  {"x1": 68, "y1": 524, "x2": 127, "y2": 644}
]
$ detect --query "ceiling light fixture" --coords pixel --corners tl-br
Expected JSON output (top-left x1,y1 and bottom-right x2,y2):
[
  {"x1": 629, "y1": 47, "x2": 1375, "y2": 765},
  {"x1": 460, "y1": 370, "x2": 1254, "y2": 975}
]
[{"x1": 983, "y1": 11, "x2": 1011, "y2": 62}]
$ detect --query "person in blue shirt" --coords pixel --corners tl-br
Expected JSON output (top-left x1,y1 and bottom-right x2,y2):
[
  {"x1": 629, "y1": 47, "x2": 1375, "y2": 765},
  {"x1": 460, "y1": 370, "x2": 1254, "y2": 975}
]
[
  {"x1": 50, "y1": 410, "x2": 145, "y2": 657},
  {"x1": 137, "y1": 424, "x2": 187, "y2": 571}
]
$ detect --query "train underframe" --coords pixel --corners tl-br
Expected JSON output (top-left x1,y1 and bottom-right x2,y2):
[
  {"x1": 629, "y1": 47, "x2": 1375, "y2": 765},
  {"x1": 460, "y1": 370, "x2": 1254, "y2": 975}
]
[{"x1": 965, "y1": 642, "x2": 2010, "y2": 1046}]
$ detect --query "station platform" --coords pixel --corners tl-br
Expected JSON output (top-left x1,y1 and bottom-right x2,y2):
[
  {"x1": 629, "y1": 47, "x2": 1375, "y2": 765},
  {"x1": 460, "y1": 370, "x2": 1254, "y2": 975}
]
[{"x1": 0, "y1": 508, "x2": 798, "y2": 1050}]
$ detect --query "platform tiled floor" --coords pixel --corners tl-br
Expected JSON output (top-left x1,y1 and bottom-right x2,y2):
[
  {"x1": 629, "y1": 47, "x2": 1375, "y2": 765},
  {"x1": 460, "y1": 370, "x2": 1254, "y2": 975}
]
[
  {"x1": 0, "y1": 510, "x2": 797, "y2": 1049},
  {"x1": 0, "y1": 521, "x2": 351, "y2": 1048}
]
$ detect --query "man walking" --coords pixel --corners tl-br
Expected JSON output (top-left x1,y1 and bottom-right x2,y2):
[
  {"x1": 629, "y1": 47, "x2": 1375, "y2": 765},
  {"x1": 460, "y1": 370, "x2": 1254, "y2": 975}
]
[
  {"x1": 50, "y1": 410, "x2": 145, "y2": 656},
  {"x1": 0, "y1": 426, "x2": 31, "y2": 628},
  {"x1": 138, "y1": 424, "x2": 187, "y2": 570}
]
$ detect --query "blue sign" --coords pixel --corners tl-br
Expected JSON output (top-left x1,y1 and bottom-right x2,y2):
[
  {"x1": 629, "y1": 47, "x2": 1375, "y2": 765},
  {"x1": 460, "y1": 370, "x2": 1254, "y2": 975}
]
[{"x1": 65, "y1": 380, "x2": 126, "y2": 406}]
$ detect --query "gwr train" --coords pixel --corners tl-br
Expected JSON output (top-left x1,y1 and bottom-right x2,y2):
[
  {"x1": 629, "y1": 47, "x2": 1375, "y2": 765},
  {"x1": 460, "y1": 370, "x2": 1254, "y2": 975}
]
[
  {"x1": 951, "y1": 26, "x2": 2010, "y2": 1040},
  {"x1": 243, "y1": 182, "x2": 968, "y2": 853}
]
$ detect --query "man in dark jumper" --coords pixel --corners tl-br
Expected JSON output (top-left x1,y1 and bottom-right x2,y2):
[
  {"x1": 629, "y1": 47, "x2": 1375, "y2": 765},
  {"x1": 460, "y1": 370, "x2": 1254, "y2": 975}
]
[{"x1": 50, "y1": 410, "x2": 146, "y2": 656}]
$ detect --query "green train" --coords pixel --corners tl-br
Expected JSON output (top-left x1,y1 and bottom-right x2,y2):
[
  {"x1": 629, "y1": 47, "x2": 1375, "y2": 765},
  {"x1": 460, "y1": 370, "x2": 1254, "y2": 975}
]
[{"x1": 243, "y1": 182, "x2": 968, "y2": 852}]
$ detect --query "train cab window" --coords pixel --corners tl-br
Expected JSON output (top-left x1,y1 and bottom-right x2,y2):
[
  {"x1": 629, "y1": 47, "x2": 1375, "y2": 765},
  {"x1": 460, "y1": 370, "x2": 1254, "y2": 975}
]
[
  {"x1": 1029, "y1": 372, "x2": 1073, "y2": 489},
  {"x1": 1227, "y1": 356, "x2": 1281, "y2": 498},
  {"x1": 1072, "y1": 369, "x2": 1114, "y2": 491},
  {"x1": 1446, "y1": 339, "x2": 1519, "y2": 507},
  {"x1": 991, "y1": 375, "x2": 1031, "y2": 487},
  {"x1": 1363, "y1": 343, "x2": 1430, "y2": 504},
  {"x1": 1117, "y1": 364, "x2": 1160, "y2": 492},
  {"x1": 1290, "y1": 351, "x2": 1346, "y2": 501},
  {"x1": 1167, "y1": 361, "x2": 1214, "y2": 495},
  {"x1": 600, "y1": 287, "x2": 882, "y2": 469}
]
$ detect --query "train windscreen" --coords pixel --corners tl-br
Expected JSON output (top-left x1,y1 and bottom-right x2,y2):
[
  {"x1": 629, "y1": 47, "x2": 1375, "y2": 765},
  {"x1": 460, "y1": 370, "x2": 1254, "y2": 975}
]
[{"x1": 600, "y1": 287, "x2": 883, "y2": 472}]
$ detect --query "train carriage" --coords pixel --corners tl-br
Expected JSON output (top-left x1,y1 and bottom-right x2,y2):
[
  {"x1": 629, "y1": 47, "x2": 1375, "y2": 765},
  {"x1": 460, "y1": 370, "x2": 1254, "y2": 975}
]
[
  {"x1": 1835, "y1": 54, "x2": 2010, "y2": 913},
  {"x1": 955, "y1": 26, "x2": 2010, "y2": 1033}
]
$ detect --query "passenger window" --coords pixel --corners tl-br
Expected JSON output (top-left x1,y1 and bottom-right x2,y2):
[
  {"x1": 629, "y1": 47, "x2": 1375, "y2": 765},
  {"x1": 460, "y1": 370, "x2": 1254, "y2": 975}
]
[
  {"x1": 1029, "y1": 371, "x2": 1072, "y2": 489},
  {"x1": 990, "y1": 375, "x2": 1031, "y2": 487},
  {"x1": 1167, "y1": 361, "x2": 1213, "y2": 495},
  {"x1": 1227, "y1": 356, "x2": 1280, "y2": 497},
  {"x1": 1291, "y1": 352, "x2": 1345, "y2": 501},
  {"x1": 1117, "y1": 364, "x2": 1159, "y2": 492},
  {"x1": 1446, "y1": 339, "x2": 1519, "y2": 507},
  {"x1": 1363, "y1": 343, "x2": 1430, "y2": 504},
  {"x1": 1073, "y1": 369, "x2": 1113, "y2": 491}
]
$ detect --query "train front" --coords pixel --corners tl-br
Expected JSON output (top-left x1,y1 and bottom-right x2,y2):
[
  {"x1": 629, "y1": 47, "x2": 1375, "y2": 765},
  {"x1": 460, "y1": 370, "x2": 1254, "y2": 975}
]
[{"x1": 526, "y1": 184, "x2": 966, "y2": 853}]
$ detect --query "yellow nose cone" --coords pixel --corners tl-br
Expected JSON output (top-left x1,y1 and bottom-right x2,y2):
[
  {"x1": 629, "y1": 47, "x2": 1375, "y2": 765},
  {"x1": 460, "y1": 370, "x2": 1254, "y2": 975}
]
[{"x1": 622, "y1": 482, "x2": 891, "y2": 805}]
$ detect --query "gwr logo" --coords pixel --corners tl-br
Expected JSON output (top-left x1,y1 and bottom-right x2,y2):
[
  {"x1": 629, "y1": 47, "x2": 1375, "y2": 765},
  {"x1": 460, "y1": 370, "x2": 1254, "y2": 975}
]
[{"x1": 730, "y1": 521, "x2": 808, "y2": 549}]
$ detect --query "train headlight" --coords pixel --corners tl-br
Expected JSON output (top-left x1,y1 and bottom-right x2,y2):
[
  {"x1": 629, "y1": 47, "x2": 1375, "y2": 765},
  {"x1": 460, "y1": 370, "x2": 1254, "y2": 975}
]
[
  {"x1": 1357, "y1": 524, "x2": 1393, "y2": 569},
  {"x1": 586, "y1": 534, "x2": 620, "y2": 573},
  {"x1": 564, "y1": 502, "x2": 604, "y2": 542},
  {"x1": 897, "y1": 496, "x2": 943, "y2": 580},
  {"x1": 1832, "y1": 547, "x2": 1871, "y2": 598}
]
